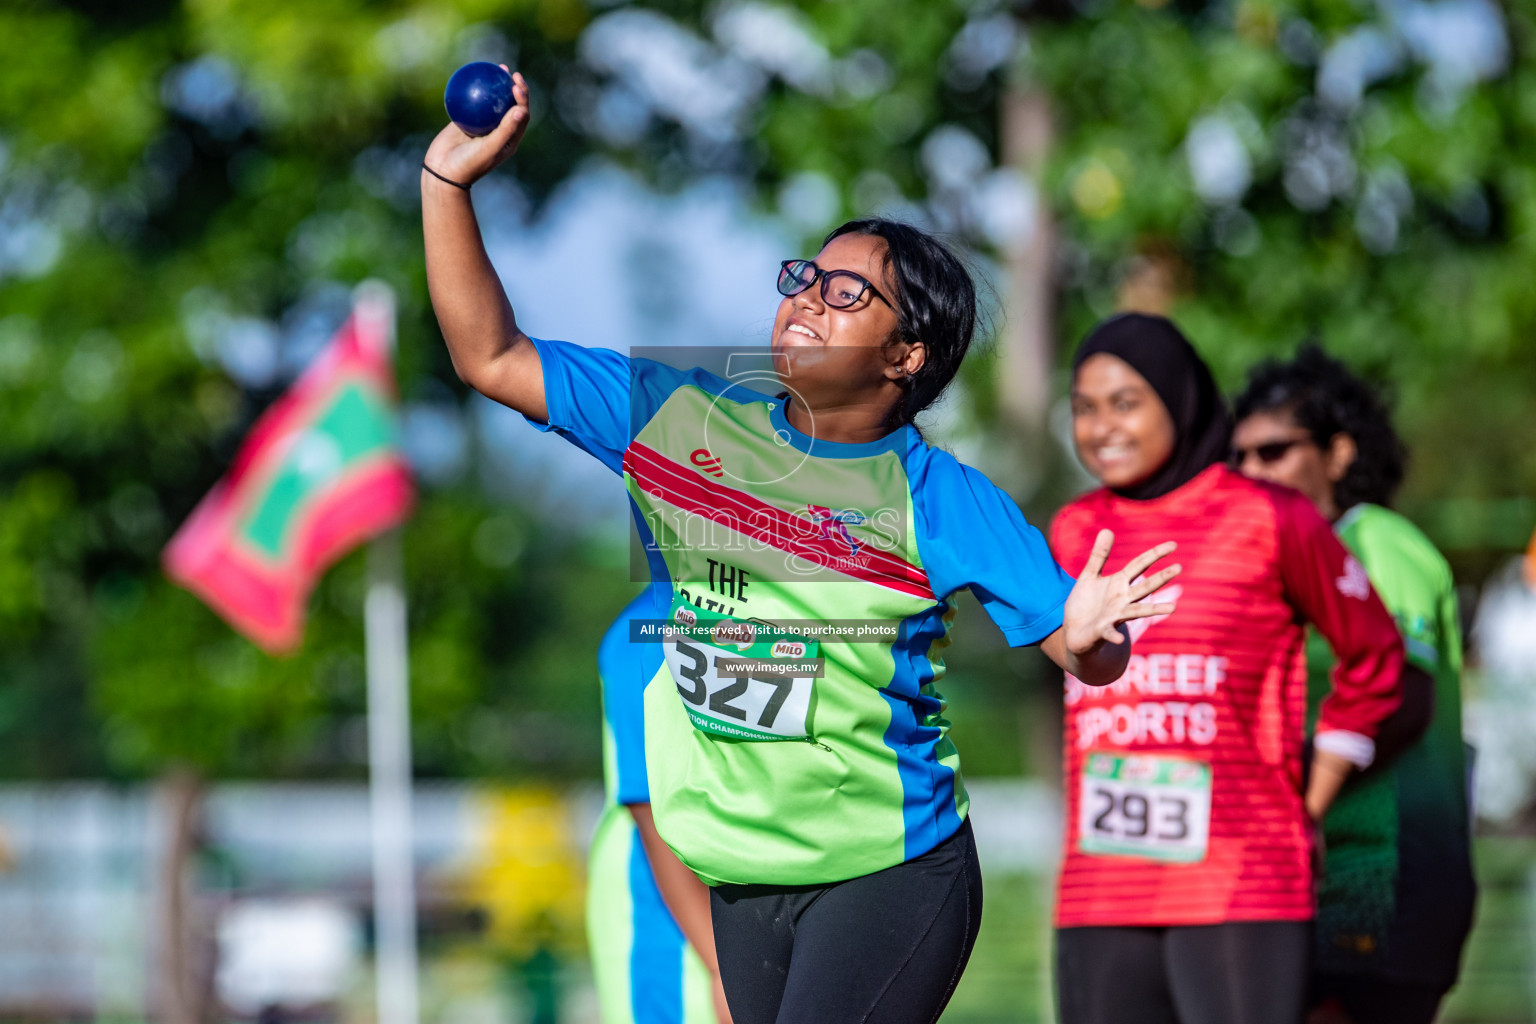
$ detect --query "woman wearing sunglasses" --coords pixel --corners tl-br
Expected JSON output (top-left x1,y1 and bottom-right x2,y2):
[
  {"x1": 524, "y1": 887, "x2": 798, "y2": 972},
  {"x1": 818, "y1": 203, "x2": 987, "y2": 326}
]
[
  {"x1": 1232, "y1": 346, "x2": 1475, "y2": 1024},
  {"x1": 1049, "y1": 315, "x2": 1409, "y2": 1024},
  {"x1": 421, "y1": 75, "x2": 1179, "y2": 1024}
]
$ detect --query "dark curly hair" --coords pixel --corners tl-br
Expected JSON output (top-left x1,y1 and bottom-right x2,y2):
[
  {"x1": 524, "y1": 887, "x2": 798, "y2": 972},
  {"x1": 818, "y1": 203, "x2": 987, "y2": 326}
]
[
  {"x1": 823, "y1": 219, "x2": 977, "y2": 431},
  {"x1": 1232, "y1": 343, "x2": 1407, "y2": 510}
]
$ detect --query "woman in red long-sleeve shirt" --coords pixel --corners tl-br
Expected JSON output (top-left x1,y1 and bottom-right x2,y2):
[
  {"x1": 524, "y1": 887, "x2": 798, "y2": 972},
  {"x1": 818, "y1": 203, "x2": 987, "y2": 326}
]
[{"x1": 1048, "y1": 315, "x2": 1407, "y2": 1024}]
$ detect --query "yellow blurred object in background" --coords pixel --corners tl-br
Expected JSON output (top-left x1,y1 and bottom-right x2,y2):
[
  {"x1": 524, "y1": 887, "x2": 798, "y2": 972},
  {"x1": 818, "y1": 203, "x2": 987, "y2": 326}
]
[{"x1": 458, "y1": 786, "x2": 589, "y2": 958}]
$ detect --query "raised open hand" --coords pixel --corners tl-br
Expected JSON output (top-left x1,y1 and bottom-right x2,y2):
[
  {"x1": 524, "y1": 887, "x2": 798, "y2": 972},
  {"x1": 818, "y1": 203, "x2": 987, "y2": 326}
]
[
  {"x1": 423, "y1": 67, "x2": 531, "y2": 188},
  {"x1": 1061, "y1": 529, "x2": 1181, "y2": 656}
]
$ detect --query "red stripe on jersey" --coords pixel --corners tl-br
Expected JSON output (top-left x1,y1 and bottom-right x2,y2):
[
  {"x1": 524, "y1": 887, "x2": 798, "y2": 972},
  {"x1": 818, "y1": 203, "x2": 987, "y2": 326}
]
[
  {"x1": 623, "y1": 441, "x2": 935, "y2": 599},
  {"x1": 1049, "y1": 466, "x2": 1403, "y2": 928}
]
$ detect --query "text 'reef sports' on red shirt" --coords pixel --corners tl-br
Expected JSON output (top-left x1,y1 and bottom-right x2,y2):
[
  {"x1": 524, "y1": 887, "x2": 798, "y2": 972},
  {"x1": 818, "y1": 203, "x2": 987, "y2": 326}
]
[{"x1": 1048, "y1": 465, "x2": 1405, "y2": 928}]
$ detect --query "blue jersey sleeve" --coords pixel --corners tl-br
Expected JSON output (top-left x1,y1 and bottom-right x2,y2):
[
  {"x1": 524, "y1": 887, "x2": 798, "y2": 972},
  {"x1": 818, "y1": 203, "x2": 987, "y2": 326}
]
[
  {"x1": 911, "y1": 448, "x2": 1074, "y2": 646},
  {"x1": 598, "y1": 588, "x2": 669, "y2": 806},
  {"x1": 522, "y1": 337, "x2": 689, "y2": 473}
]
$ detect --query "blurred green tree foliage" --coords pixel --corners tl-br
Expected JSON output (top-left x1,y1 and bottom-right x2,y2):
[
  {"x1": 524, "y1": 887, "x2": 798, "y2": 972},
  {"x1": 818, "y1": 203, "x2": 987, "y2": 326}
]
[
  {"x1": 1025, "y1": 0, "x2": 1536, "y2": 563},
  {"x1": 0, "y1": 0, "x2": 1530, "y2": 780},
  {"x1": 0, "y1": 0, "x2": 636, "y2": 779}
]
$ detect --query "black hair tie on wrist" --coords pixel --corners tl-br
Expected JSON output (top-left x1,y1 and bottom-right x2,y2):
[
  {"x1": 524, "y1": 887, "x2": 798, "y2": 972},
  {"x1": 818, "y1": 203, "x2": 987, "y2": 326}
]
[{"x1": 422, "y1": 163, "x2": 470, "y2": 190}]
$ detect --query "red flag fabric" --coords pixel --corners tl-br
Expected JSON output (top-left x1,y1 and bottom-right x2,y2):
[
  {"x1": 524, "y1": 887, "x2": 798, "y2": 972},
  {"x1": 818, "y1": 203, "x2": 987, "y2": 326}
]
[
  {"x1": 1525, "y1": 525, "x2": 1536, "y2": 591},
  {"x1": 164, "y1": 289, "x2": 415, "y2": 653}
]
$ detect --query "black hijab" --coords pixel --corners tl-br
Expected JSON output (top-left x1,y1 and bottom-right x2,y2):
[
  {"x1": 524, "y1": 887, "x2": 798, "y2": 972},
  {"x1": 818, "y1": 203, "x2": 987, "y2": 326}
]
[{"x1": 1072, "y1": 313, "x2": 1232, "y2": 501}]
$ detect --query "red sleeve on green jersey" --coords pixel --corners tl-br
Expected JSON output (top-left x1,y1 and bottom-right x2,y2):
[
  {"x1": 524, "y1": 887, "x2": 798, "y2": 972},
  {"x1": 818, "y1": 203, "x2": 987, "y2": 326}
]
[{"x1": 1273, "y1": 487, "x2": 1404, "y2": 763}]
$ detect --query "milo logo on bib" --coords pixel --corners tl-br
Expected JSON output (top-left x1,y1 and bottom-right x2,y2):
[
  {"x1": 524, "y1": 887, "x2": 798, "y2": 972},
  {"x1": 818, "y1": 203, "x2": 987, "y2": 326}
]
[
  {"x1": 712, "y1": 620, "x2": 756, "y2": 650},
  {"x1": 663, "y1": 593, "x2": 821, "y2": 742}
]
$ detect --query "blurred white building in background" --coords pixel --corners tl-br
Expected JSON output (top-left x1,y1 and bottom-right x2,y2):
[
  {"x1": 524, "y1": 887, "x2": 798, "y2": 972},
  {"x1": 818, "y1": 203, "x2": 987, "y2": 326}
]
[{"x1": 1467, "y1": 559, "x2": 1536, "y2": 825}]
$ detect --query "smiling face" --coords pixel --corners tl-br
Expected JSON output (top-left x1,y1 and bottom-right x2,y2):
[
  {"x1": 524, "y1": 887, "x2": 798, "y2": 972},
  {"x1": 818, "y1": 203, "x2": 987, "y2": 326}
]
[
  {"x1": 1070, "y1": 353, "x2": 1177, "y2": 490},
  {"x1": 770, "y1": 233, "x2": 919, "y2": 415}
]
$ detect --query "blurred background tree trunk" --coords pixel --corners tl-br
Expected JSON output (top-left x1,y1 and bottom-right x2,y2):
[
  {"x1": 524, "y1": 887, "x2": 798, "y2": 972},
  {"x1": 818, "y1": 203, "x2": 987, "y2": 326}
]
[
  {"x1": 157, "y1": 767, "x2": 211, "y2": 1024},
  {"x1": 999, "y1": 82, "x2": 1057, "y2": 448}
]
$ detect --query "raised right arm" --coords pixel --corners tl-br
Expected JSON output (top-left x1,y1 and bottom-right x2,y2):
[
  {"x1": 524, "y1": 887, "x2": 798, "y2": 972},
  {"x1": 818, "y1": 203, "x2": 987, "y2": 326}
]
[{"x1": 421, "y1": 68, "x2": 547, "y2": 421}]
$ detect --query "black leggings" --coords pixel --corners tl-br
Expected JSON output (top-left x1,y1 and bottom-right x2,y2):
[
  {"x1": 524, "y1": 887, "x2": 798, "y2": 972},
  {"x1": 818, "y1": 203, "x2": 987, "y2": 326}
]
[
  {"x1": 1056, "y1": 921, "x2": 1312, "y2": 1024},
  {"x1": 1310, "y1": 973, "x2": 1449, "y2": 1024},
  {"x1": 710, "y1": 820, "x2": 983, "y2": 1024}
]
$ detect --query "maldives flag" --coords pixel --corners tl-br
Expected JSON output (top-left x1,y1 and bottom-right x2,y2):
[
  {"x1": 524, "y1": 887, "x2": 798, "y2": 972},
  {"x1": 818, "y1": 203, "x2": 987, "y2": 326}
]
[{"x1": 164, "y1": 286, "x2": 415, "y2": 653}]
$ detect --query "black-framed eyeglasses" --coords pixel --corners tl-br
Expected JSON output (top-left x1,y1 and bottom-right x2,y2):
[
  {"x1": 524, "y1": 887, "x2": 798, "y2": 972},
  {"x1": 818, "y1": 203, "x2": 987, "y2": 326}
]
[
  {"x1": 1230, "y1": 437, "x2": 1311, "y2": 466},
  {"x1": 777, "y1": 259, "x2": 894, "y2": 311}
]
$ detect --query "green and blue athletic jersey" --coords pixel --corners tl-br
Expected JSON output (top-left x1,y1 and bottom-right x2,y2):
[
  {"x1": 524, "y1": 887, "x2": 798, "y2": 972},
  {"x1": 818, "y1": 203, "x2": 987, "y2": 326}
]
[
  {"x1": 1307, "y1": 504, "x2": 1475, "y2": 986},
  {"x1": 528, "y1": 338, "x2": 1074, "y2": 886},
  {"x1": 588, "y1": 589, "x2": 718, "y2": 1024}
]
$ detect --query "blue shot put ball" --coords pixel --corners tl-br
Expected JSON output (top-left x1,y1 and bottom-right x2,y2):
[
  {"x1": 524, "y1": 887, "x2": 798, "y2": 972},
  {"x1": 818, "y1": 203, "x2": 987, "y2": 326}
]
[{"x1": 444, "y1": 61, "x2": 514, "y2": 137}]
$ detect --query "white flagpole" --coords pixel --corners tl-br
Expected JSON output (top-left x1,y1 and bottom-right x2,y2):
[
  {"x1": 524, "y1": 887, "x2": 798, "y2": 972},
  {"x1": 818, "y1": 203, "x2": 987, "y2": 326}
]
[{"x1": 357, "y1": 282, "x2": 421, "y2": 1024}]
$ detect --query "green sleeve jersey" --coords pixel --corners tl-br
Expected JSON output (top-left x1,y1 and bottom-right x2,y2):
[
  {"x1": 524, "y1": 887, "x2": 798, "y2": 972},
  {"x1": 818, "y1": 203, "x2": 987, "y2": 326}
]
[
  {"x1": 526, "y1": 338, "x2": 1074, "y2": 887},
  {"x1": 1306, "y1": 504, "x2": 1475, "y2": 985}
]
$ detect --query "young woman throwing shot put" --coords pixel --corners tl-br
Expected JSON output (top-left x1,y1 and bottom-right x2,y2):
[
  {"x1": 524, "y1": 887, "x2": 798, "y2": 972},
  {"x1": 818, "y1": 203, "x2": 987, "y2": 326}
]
[
  {"x1": 422, "y1": 73, "x2": 1179, "y2": 1024},
  {"x1": 1049, "y1": 315, "x2": 1410, "y2": 1024}
]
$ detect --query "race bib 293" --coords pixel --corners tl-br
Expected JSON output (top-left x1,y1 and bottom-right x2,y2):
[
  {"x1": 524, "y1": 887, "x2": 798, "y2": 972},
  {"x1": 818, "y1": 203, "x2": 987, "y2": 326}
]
[{"x1": 1078, "y1": 752, "x2": 1212, "y2": 863}]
